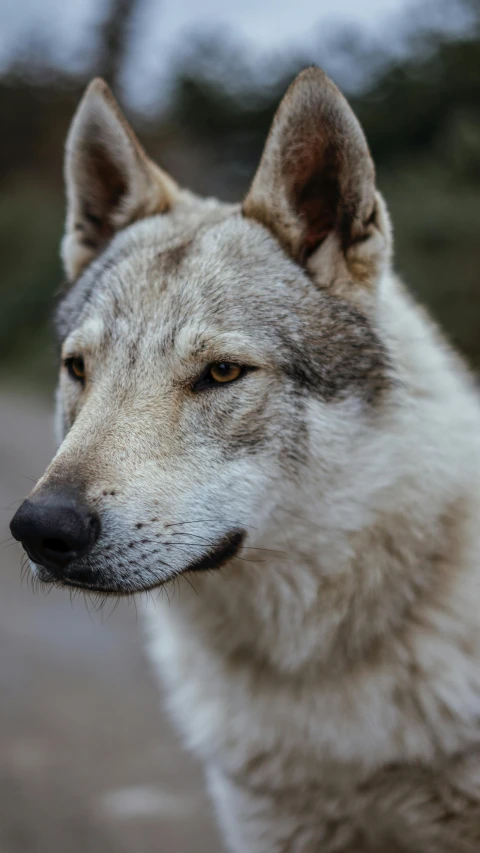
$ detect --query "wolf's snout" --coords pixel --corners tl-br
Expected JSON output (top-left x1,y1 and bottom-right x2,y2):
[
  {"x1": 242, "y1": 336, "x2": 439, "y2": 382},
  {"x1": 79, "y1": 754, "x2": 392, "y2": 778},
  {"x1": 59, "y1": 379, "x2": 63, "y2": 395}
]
[{"x1": 10, "y1": 490, "x2": 100, "y2": 572}]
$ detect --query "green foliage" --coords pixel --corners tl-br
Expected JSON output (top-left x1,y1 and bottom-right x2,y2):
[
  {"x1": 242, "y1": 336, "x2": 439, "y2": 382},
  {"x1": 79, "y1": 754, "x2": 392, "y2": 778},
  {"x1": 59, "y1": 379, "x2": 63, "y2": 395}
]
[{"x1": 0, "y1": 179, "x2": 63, "y2": 388}]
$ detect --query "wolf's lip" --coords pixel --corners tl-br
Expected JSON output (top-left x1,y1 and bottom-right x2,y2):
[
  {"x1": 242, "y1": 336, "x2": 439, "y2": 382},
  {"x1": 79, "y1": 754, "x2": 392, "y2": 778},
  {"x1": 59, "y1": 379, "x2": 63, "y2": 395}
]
[
  {"x1": 183, "y1": 529, "x2": 245, "y2": 574},
  {"x1": 33, "y1": 529, "x2": 246, "y2": 596}
]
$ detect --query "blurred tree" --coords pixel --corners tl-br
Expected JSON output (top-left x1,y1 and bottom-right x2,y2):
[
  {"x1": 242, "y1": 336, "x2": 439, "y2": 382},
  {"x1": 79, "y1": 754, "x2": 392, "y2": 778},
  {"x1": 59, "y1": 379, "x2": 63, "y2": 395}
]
[{"x1": 97, "y1": 0, "x2": 137, "y2": 87}]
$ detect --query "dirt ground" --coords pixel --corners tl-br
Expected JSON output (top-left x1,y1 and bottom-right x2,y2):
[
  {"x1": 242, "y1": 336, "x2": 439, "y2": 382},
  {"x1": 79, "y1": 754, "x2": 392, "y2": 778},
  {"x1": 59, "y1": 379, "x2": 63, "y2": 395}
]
[{"x1": 0, "y1": 388, "x2": 224, "y2": 853}]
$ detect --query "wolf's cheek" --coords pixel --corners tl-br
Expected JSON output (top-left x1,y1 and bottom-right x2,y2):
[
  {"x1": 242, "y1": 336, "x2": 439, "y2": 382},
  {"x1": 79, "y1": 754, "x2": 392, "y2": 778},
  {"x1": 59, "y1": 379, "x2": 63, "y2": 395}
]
[{"x1": 185, "y1": 372, "x2": 293, "y2": 463}]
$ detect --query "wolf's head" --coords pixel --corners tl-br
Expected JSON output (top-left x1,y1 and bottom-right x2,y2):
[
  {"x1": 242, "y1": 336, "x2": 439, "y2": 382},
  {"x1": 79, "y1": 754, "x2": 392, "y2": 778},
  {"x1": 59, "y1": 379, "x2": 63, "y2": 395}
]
[{"x1": 11, "y1": 68, "x2": 395, "y2": 596}]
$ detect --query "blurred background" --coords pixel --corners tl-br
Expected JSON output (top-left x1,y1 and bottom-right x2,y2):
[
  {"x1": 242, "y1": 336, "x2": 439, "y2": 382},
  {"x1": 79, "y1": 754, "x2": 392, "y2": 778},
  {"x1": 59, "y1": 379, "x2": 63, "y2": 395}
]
[{"x1": 0, "y1": 0, "x2": 479, "y2": 850}]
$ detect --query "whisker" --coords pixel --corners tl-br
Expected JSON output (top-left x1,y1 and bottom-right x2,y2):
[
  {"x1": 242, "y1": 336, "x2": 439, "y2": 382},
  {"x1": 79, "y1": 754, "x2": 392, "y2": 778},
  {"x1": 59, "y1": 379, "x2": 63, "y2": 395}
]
[
  {"x1": 242, "y1": 546, "x2": 288, "y2": 555},
  {"x1": 165, "y1": 518, "x2": 258, "y2": 530},
  {"x1": 164, "y1": 539, "x2": 289, "y2": 558},
  {"x1": 165, "y1": 530, "x2": 212, "y2": 543},
  {"x1": 102, "y1": 596, "x2": 121, "y2": 623},
  {"x1": 164, "y1": 531, "x2": 286, "y2": 555},
  {"x1": 161, "y1": 541, "x2": 211, "y2": 547},
  {"x1": 234, "y1": 555, "x2": 266, "y2": 564},
  {"x1": 20, "y1": 556, "x2": 30, "y2": 586},
  {"x1": 274, "y1": 505, "x2": 321, "y2": 527},
  {"x1": 2, "y1": 498, "x2": 25, "y2": 510},
  {"x1": 164, "y1": 518, "x2": 224, "y2": 528},
  {"x1": 92, "y1": 594, "x2": 104, "y2": 613},
  {"x1": 181, "y1": 574, "x2": 199, "y2": 596},
  {"x1": 83, "y1": 594, "x2": 94, "y2": 621}
]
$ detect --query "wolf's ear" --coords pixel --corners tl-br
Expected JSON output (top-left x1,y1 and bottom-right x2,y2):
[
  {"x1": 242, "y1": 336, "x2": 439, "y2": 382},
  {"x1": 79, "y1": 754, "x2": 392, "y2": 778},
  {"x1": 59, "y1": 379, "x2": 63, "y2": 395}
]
[
  {"x1": 62, "y1": 78, "x2": 178, "y2": 281},
  {"x1": 244, "y1": 67, "x2": 389, "y2": 283}
]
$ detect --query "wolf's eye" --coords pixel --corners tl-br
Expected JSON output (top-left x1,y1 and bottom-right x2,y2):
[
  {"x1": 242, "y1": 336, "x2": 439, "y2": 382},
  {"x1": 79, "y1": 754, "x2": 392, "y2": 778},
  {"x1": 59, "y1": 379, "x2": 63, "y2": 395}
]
[
  {"x1": 193, "y1": 362, "x2": 247, "y2": 391},
  {"x1": 64, "y1": 355, "x2": 85, "y2": 382},
  {"x1": 209, "y1": 362, "x2": 243, "y2": 383}
]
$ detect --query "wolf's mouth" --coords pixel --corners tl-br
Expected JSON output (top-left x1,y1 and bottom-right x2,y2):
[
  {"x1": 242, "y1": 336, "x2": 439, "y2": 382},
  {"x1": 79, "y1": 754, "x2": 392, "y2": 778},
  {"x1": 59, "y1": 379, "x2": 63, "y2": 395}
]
[
  {"x1": 183, "y1": 529, "x2": 245, "y2": 574},
  {"x1": 34, "y1": 529, "x2": 246, "y2": 596}
]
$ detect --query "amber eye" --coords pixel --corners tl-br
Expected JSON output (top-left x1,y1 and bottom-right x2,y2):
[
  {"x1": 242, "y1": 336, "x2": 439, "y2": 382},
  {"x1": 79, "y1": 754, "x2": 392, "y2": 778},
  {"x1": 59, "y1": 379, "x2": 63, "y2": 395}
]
[
  {"x1": 64, "y1": 355, "x2": 85, "y2": 382},
  {"x1": 192, "y1": 361, "x2": 254, "y2": 392},
  {"x1": 209, "y1": 362, "x2": 243, "y2": 384}
]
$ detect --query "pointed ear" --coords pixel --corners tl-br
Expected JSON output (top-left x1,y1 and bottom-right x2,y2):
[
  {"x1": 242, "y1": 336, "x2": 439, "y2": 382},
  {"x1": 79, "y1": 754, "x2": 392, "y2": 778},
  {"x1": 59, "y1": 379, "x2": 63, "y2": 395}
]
[
  {"x1": 244, "y1": 68, "x2": 388, "y2": 282},
  {"x1": 62, "y1": 78, "x2": 178, "y2": 281}
]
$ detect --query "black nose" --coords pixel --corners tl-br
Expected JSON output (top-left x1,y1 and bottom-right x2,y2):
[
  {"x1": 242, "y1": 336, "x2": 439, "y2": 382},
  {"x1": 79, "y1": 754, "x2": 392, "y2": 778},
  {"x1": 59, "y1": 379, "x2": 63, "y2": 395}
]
[{"x1": 10, "y1": 491, "x2": 100, "y2": 572}]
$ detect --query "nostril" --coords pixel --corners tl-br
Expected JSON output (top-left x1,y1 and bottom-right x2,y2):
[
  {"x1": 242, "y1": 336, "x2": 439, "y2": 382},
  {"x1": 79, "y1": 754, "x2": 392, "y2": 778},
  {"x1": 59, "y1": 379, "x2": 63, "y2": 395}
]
[
  {"x1": 88, "y1": 515, "x2": 101, "y2": 543},
  {"x1": 42, "y1": 538, "x2": 72, "y2": 554},
  {"x1": 89, "y1": 516, "x2": 99, "y2": 531}
]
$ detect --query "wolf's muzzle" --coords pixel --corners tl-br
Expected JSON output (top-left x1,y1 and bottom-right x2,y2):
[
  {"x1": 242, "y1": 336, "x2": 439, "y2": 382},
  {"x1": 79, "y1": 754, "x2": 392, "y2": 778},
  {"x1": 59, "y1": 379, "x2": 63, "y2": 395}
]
[{"x1": 10, "y1": 490, "x2": 100, "y2": 574}]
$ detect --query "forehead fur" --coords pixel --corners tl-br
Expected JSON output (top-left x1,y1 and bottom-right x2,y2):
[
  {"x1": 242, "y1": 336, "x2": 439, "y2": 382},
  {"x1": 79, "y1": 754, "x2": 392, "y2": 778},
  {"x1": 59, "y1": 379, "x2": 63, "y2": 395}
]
[{"x1": 56, "y1": 193, "x2": 390, "y2": 403}]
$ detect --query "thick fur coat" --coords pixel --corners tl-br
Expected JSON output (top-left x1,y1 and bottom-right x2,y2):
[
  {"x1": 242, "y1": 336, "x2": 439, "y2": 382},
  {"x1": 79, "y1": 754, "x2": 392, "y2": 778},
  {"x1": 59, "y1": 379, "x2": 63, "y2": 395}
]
[{"x1": 11, "y1": 69, "x2": 480, "y2": 851}]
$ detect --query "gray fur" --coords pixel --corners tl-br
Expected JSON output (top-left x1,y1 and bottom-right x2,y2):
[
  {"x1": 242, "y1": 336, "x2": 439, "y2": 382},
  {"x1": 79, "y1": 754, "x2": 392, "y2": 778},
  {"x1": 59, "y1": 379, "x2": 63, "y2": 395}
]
[{"x1": 16, "y1": 69, "x2": 480, "y2": 852}]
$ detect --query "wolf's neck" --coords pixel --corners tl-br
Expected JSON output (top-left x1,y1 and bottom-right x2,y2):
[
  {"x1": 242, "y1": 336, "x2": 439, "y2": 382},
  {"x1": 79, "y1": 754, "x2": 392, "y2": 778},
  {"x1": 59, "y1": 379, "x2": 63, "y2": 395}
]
[{"x1": 177, "y1": 493, "x2": 464, "y2": 675}]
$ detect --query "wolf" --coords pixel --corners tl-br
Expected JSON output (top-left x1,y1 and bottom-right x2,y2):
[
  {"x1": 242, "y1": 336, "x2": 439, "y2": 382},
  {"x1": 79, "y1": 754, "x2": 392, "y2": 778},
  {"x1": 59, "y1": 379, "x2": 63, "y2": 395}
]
[{"x1": 10, "y1": 67, "x2": 480, "y2": 851}]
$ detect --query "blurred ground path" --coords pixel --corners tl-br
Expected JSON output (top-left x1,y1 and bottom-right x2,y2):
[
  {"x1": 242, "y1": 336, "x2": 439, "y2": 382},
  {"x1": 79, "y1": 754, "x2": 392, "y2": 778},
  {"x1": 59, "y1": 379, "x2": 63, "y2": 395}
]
[{"x1": 0, "y1": 388, "x2": 223, "y2": 853}]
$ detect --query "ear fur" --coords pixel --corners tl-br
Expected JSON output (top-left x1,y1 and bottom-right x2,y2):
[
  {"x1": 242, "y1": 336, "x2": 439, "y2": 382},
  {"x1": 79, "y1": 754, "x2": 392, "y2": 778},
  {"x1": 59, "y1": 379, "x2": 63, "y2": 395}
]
[
  {"x1": 62, "y1": 78, "x2": 178, "y2": 281},
  {"x1": 244, "y1": 67, "x2": 390, "y2": 285}
]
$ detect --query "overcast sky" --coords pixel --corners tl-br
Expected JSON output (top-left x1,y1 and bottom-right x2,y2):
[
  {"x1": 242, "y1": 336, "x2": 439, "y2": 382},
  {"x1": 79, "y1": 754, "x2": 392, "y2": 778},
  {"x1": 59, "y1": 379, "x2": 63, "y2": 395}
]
[
  {"x1": 133, "y1": 0, "x2": 416, "y2": 54},
  {"x1": 0, "y1": 0, "x2": 467, "y2": 109}
]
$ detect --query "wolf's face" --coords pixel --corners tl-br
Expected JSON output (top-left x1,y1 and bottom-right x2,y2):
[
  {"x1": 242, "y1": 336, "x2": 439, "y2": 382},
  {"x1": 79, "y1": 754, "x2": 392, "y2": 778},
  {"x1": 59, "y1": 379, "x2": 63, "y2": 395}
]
[{"x1": 11, "y1": 70, "x2": 391, "y2": 594}]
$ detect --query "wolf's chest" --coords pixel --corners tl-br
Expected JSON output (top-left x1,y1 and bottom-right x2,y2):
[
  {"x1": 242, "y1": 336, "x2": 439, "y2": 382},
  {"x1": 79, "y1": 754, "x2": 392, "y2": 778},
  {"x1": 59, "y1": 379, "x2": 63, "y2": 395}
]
[{"x1": 144, "y1": 602, "x2": 456, "y2": 783}]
